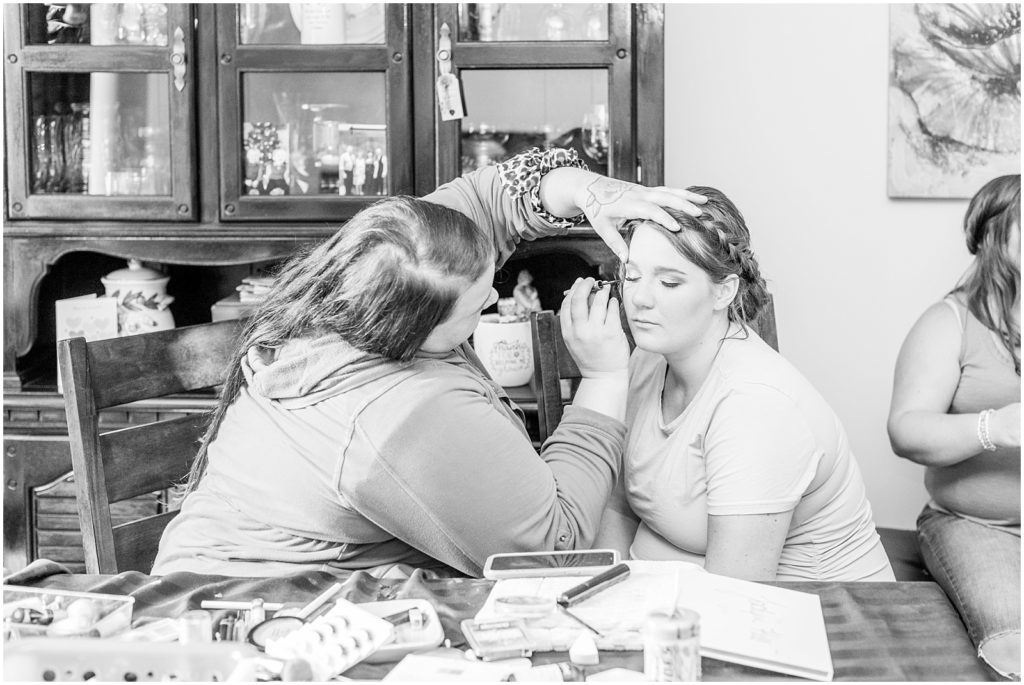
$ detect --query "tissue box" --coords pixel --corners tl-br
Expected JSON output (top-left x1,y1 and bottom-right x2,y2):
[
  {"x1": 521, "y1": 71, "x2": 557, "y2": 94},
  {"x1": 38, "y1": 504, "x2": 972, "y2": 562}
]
[{"x1": 3, "y1": 586, "x2": 134, "y2": 640}]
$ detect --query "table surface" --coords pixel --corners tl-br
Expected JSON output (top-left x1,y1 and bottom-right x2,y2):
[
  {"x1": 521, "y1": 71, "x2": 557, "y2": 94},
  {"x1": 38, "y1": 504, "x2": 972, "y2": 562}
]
[{"x1": 5, "y1": 564, "x2": 995, "y2": 681}]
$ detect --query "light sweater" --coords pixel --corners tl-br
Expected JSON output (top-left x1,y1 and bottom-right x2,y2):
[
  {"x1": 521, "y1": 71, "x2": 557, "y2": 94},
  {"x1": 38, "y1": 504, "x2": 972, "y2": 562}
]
[{"x1": 153, "y1": 163, "x2": 625, "y2": 578}]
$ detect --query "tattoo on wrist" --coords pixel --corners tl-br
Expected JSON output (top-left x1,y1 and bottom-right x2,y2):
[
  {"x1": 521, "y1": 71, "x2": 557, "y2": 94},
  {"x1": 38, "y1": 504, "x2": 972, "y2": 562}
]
[{"x1": 584, "y1": 178, "x2": 630, "y2": 217}]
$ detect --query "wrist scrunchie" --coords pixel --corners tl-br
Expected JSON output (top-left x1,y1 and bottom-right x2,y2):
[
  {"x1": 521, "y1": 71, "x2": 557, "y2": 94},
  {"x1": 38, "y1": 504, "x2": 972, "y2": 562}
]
[{"x1": 496, "y1": 147, "x2": 590, "y2": 229}]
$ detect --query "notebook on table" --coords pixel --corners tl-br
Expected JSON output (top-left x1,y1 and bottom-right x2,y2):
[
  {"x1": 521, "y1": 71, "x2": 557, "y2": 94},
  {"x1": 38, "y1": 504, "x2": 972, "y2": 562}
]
[{"x1": 474, "y1": 560, "x2": 833, "y2": 681}]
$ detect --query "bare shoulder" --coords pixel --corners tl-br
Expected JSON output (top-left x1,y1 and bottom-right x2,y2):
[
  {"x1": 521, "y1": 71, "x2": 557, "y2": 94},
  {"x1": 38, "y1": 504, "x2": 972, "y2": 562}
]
[
  {"x1": 899, "y1": 299, "x2": 963, "y2": 362},
  {"x1": 910, "y1": 300, "x2": 962, "y2": 340}
]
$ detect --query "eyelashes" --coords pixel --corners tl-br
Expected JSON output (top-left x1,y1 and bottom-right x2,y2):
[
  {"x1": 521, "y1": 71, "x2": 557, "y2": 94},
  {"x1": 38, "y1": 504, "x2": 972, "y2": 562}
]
[{"x1": 622, "y1": 276, "x2": 681, "y2": 288}]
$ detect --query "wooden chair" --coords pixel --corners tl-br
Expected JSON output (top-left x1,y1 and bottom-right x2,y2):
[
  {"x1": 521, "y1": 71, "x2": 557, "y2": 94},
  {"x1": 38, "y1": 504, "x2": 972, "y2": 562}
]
[
  {"x1": 531, "y1": 294, "x2": 779, "y2": 442},
  {"x1": 57, "y1": 319, "x2": 245, "y2": 574}
]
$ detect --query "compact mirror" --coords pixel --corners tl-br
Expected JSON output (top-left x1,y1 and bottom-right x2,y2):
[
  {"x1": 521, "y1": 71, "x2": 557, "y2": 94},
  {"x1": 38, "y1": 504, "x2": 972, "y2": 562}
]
[{"x1": 247, "y1": 615, "x2": 306, "y2": 650}]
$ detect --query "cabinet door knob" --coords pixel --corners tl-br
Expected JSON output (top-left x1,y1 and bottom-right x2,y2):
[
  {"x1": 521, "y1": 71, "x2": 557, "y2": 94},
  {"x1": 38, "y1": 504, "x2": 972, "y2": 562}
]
[
  {"x1": 171, "y1": 26, "x2": 187, "y2": 92},
  {"x1": 436, "y1": 23, "x2": 453, "y2": 74}
]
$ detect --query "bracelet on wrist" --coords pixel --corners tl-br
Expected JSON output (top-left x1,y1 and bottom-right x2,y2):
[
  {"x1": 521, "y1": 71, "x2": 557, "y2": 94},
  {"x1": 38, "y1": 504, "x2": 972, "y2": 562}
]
[{"x1": 977, "y1": 409, "x2": 998, "y2": 452}]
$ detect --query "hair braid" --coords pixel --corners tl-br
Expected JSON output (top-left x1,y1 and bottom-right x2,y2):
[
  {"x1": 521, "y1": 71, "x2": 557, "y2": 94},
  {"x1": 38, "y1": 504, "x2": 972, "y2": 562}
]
[
  {"x1": 623, "y1": 187, "x2": 772, "y2": 330},
  {"x1": 701, "y1": 215, "x2": 770, "y2": 325}
]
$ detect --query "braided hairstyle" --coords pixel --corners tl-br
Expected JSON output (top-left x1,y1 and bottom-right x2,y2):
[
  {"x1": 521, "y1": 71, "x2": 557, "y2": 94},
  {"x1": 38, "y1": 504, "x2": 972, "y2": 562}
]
[{"x1": 624, "y1": 186, "x2": 770, "y2": 329}]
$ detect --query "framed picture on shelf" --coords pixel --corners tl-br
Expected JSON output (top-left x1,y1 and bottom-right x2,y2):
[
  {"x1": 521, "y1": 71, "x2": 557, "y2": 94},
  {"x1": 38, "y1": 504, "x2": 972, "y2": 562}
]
[
  {"x1": 336, "y1": 124, "x2": 388, "y2": 197},
  {"x1": 243, "y1": 121, "x2": 292, "y2": 196}
]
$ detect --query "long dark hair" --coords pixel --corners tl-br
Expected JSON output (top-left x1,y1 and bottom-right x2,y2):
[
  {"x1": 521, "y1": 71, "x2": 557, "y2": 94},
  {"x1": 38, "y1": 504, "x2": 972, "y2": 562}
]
[
  {"x1": 184, "y1": 197, "x2": 492, "y2": 492},
  {"x1": 955, "y1": 174, "x2": 1020, "y2": 374},
  {"x1": 623, "y1": 186, "x2": 771, "y2": 328}
]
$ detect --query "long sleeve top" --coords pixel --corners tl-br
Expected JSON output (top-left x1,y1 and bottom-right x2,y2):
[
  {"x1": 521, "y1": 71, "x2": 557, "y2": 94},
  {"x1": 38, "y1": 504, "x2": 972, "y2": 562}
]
[{"x1": 153, "y1": 155, "x2": 625, "y2": 578}]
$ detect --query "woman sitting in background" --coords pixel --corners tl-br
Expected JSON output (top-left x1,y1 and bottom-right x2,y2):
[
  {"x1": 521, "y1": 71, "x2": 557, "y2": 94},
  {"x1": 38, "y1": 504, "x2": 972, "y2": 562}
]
[
  {"x1": 153, "y1": 149, "x2": 705, "y2": 578},
  {"x1": 888, "y1": 174, "x2": 1020, "y2": 679},
  {"x1": 592, "y1": 188, "x2": 894, "y2": 582}
]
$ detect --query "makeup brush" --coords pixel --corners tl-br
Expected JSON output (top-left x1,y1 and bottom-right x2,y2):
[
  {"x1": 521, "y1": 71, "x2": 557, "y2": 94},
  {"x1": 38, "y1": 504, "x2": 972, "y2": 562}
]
[{"x1": 562, "y1": 279, "x2": 622, "y2": 297}]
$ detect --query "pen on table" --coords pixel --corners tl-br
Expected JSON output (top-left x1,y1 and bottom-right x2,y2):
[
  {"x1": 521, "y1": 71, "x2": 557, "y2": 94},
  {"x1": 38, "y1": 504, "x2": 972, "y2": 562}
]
[
  {"x1": 553, "y1": 563, "x2": 631, "y2": 638},
  {"x1": 562, "y1": 279, "x2": 621, "y2": 297},
  {"x1": 556, "y1": 603, "x2": 603, "y2": 636},
  {"x1": 556, "y1": 563, "x2": 631, "y2": 608}
]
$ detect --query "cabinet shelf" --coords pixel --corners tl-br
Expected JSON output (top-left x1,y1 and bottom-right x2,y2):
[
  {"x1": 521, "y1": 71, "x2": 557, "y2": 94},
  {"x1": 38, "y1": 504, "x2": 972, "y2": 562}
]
[{"x1": 3, "y1": 2, "x2": 664, "y2": 572}]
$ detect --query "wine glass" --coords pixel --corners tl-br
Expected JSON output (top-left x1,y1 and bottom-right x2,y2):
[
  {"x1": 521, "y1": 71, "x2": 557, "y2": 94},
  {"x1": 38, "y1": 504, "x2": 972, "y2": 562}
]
[
  {"x1": 31, "y1": 115, "x2": 51, "y2": 194},
  {"x1": 581, "y1": 105, "x2": 609, "y2": 165},
  {"x1": 63, "y1": 105, "x2": 88, "y2": 193}
]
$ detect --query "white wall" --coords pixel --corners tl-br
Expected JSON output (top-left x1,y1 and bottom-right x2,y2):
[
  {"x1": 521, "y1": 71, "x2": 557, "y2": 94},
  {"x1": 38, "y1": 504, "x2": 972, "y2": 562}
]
[{"x1": 664, "y1": 4, "x2": 975, "y2": 529}]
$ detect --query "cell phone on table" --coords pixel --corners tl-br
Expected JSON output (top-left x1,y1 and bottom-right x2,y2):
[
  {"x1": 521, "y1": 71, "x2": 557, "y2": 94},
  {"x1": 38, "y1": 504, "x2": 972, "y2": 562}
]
[{"x1": 482, "y1": 549, "x2": 619, "y2": 579}]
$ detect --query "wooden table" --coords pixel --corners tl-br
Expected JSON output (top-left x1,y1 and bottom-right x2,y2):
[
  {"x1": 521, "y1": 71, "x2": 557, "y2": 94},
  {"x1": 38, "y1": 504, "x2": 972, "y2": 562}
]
[{"x1": 4, "y1": 563, "x2": 995, "y2": 681}]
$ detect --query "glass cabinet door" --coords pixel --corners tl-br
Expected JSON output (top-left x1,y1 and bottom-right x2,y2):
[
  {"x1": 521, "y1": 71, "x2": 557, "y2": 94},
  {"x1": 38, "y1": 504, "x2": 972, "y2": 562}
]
[
  {"x1": 216, "y1": 3, "x2": 412, "y2": 222},
  {"x1": 457, "y1": 3, "x2": 610, "y2": 42},
  {"x1": 3, "y1": 4, "x2": 197, "y2": 221},
  {"x1": 431, "y1": 4, "x2": 634, "y2": 186}
]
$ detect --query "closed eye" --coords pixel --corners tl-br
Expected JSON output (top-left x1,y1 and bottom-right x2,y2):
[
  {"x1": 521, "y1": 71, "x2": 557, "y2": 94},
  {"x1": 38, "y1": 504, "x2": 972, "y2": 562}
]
[{"x1": 624, "y1": 275, "x2": 681, "y2": 288}]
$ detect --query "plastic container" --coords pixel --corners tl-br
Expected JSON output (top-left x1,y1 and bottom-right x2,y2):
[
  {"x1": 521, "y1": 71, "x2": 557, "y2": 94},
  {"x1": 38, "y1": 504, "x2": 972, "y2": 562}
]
[
  {"x1": 4, "y1": 638, "x2": 258, "y2": 681},
  {"x1": 357, "y1": 599, "x2": 445, "y2": 663},
  {"x1": 262, "y1": 597, "x2": 394, "y2": 679},
  {"x1": 3, "y1": 586, "x2": 135, "y2": 641}
]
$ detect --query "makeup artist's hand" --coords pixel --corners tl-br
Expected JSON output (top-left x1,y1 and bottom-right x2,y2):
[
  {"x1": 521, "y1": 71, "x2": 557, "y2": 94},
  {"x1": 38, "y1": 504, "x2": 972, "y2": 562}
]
[
  {"x1": 560, "y1": 277, "x2": 629, "y2": 379},
  {"x1": 576, "y1": 176, "x2": 708, "y2": 262}
]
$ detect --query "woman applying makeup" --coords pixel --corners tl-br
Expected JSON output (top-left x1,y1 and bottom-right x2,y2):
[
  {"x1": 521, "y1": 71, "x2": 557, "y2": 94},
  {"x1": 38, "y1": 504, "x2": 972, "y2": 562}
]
[{"x1": 153, "y1": 148, "x2": 705, "y2": 579}]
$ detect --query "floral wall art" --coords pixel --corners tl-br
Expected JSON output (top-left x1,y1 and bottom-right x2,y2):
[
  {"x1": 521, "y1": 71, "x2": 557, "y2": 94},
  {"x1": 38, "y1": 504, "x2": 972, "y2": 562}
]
[{"x1": 888, "y1": 4, "x2": 1020, "y2": 198}]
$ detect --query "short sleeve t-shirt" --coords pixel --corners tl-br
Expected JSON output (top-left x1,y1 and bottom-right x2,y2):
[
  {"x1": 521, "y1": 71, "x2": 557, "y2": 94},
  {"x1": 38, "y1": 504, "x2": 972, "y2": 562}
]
[{"x1": 625, "y1": 331, "x2": 894, "y2": 581}]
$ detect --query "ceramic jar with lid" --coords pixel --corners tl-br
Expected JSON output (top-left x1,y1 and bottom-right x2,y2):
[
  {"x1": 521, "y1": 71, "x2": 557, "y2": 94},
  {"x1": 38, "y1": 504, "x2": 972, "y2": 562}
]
[{"x1": 100, "y1": 259, "x2": 175, "y2": 335}]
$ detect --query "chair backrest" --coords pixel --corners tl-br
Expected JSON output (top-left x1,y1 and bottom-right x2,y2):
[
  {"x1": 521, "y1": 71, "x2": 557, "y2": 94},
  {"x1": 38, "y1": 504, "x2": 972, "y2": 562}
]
[
  {"x1": 57, "y1": 319, "x2": 245, "y2": 574},
  {"x1": 530, "y1": 311, "x2": 581, "y2": 444},
  {"x1": 530, "y1": 293, "x2": 779, "y2": 442}
]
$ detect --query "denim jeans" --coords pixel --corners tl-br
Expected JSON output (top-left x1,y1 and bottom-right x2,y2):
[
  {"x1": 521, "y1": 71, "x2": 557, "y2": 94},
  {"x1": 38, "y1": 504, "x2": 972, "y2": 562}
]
[{"x1": 918, "y1": 505, "x2": 1021, "y2": 680}]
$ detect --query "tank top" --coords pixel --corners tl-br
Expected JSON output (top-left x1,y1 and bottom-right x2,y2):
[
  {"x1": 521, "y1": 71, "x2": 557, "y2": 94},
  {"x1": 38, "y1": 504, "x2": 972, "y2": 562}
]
[{"x1": 925, "y1": 295, "x2": 1021, "y2": 526}]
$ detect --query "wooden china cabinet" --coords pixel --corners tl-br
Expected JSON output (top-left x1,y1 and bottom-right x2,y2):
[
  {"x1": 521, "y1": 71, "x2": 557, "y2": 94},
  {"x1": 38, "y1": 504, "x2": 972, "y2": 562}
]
[{"x1": 2, "y1": 2, "x2": 665, "y2": 571}]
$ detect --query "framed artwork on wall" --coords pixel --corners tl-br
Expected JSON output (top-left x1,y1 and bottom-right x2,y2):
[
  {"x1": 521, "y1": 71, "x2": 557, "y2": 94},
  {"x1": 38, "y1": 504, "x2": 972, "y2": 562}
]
[{"x1": 887, "y1": 4, "x2": 1020, "y2": 198}]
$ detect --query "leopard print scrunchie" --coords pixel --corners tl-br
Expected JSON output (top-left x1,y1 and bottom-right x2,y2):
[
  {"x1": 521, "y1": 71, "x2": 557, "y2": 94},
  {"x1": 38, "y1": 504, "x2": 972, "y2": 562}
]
[{"x1": 496, "y1": 147, "x2": 590, "y2": 229}]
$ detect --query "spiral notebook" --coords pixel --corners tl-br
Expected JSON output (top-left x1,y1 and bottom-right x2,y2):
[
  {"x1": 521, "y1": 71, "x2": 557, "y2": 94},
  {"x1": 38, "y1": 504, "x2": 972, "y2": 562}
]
[{"x1": 474, "y1": 560, "x2": 834, "y2": 681}]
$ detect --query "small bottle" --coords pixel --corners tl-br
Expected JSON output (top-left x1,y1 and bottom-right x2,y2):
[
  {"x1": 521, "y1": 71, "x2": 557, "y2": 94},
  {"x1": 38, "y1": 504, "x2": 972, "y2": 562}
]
[
  {"x1": 643, "y1": 608, "x2": 701, "y2": 682},
  {"x1": 178, "y1": 609, "x2": 214, "y2": 645},
  {"x1": 510, "y1": 662, "x2": 578, "y2": 681}
]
